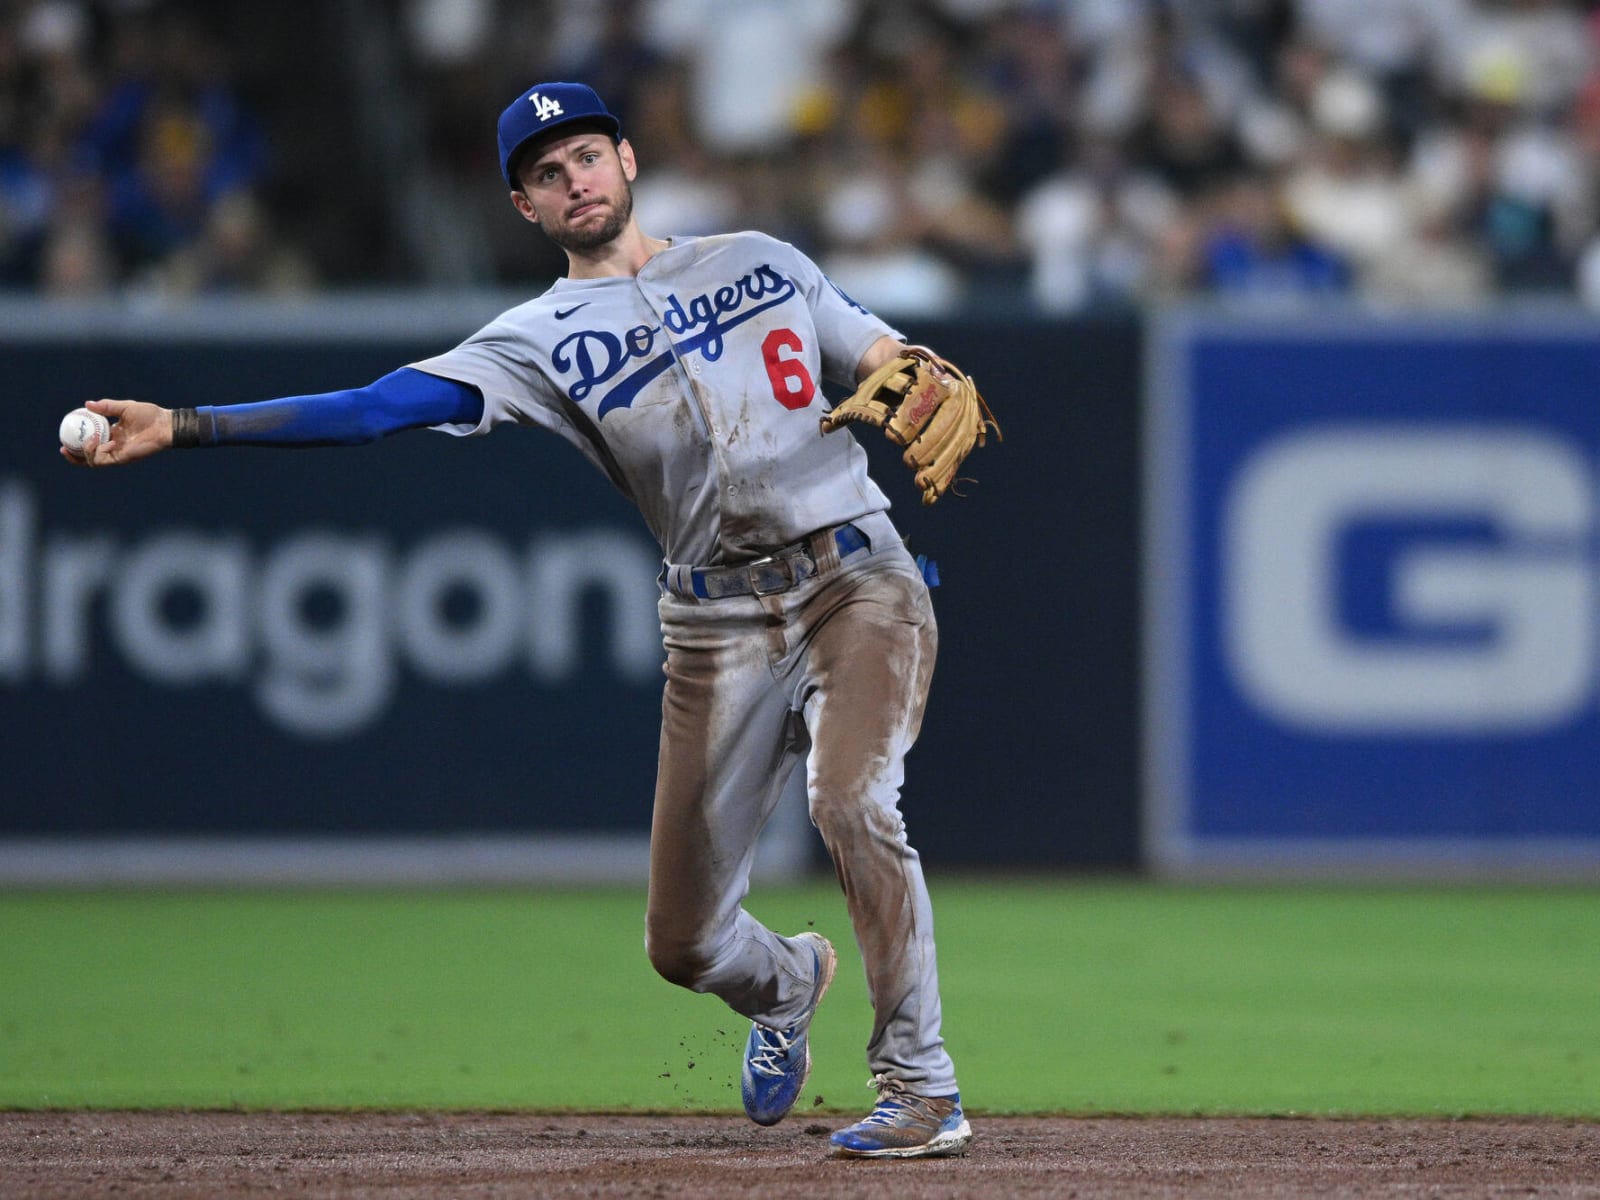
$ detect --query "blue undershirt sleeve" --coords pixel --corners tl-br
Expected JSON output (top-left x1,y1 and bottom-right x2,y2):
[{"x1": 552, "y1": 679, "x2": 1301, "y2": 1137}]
[{"x1": 191, "y1": 367, "x2": 484, "y2": 447}]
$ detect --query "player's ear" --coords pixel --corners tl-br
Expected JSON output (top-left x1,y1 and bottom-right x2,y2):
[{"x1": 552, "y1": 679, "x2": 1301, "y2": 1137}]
[
  {"x1": 510, "y1": 188, "x2": 540, "y2": 226},
  {"x1": 618, "y1": 138, "x2": 638, "y2": 182}
]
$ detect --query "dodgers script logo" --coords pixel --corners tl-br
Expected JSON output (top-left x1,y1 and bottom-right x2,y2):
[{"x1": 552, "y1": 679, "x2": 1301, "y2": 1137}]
[{"x1": 553, "y1": 264, "x2": 798, "y2": 417}]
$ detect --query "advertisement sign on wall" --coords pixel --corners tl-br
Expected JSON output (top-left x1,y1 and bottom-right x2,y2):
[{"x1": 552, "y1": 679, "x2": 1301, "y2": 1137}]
[
  {"x1": 1146, "y1": 311, "x2": 1600, "y2": 875},
  {"x1": 1, "y1": 306, "x2": 1150, "y2": 879},
  {"x1": 0, "y1": 323, "x2": 697, "y2": 882}
]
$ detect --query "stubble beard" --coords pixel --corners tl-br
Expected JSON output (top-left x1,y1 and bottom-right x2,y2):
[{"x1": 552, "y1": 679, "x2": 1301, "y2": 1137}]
[{"x1": 550, "y1": 182, "x2": 635, "y2": 253}]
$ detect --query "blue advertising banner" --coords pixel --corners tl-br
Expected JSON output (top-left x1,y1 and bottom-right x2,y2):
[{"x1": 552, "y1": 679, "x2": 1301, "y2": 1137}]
[
  {"x1": 0, "y1": 303, "x2": 1149, "y2": 879},
  {"x1": 0, "y1": 312, "x2": 685, "y2": 880},
  {"x1": 1146, "y1": 310, "x2": 1600, "y2": 875}
]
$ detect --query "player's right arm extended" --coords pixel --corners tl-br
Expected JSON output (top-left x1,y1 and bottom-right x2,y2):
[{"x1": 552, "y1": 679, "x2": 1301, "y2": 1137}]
[{"x1": 69, "y1": 368, "x2": 484, "y2": 468}]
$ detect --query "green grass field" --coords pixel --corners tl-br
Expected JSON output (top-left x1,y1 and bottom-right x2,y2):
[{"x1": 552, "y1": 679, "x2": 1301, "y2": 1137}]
[{"x1": 1, "y1": 880, "x2": 1595, "y2": 1116}]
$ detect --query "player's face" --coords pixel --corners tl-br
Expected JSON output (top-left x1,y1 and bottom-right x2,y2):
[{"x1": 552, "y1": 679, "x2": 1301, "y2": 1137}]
[{"x1": 511, "y1": 133, "x2": 637, "y2": 252}]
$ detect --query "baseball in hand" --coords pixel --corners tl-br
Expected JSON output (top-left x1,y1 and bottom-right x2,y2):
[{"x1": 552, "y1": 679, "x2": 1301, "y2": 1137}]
[{"x1": 59, "y1": 407, "x2": 110, "y2": 457}]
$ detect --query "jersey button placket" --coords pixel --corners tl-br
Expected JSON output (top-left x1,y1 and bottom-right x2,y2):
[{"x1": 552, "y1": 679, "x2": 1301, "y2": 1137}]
[
  {"x1": 640, "y1": 278, "x2": 739, "y2": 542},
  {"x1": 683, "y1": 351, "x2": 742, "y2": 527}
]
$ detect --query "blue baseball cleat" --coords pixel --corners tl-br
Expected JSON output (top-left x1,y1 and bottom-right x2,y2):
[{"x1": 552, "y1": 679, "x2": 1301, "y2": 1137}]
[
  {"x1": 740, "y1": 932, "x2": 836, "y2": 1126},
  {"x1": 830, "y1": 1076, "x2": 973, "y2": 1158}
]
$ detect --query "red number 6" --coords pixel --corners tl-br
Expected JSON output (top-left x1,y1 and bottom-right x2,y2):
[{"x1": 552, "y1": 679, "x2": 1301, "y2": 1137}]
[{"x1": 761, "y1": 328, "x2": 816, "y2": 410}]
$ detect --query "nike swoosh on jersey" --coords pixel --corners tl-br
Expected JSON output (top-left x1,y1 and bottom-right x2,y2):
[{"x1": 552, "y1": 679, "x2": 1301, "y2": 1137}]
[{"x1": 555, "y1": 303, "x2": 592, "y2": 320}]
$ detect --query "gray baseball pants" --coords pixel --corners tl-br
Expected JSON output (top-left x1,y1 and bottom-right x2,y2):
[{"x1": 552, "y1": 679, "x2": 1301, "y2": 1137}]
[{"x1": 645, "y1": 510, "x2": 958, "y2": 1097}]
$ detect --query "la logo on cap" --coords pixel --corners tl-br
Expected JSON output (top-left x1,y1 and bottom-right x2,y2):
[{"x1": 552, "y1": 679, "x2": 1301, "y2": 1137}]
[{"x1": 529, "y1": 92, "x2": 564, "y2": 122}]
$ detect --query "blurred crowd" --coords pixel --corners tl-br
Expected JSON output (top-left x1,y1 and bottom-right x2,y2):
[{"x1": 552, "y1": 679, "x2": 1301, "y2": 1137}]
[
  {"x1": 0, "y1": 0, "x2": 317, "y2": 297},
  {"x1": 8, "y1": 0, "x2": 1600, "y2": 314}
]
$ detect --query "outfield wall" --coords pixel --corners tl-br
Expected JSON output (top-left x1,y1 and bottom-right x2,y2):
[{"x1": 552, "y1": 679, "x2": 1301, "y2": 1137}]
[
  {"x1": 6, "y1": 298, "x2": 1599, "y2": 880},
  {"x1": 0, "y1": 299, "x2": 1143, "y2": 880}
]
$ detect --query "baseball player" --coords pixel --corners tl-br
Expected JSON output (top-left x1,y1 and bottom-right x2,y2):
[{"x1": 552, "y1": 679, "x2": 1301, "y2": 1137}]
[{"x1": 65, "y1": 82, "x2": 989, "y2": 1160}]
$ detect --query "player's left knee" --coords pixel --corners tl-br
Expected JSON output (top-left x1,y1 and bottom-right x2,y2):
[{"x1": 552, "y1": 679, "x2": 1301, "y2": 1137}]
[{"x1": 644, "y1": 928, "x2": 717, "y2": 992}]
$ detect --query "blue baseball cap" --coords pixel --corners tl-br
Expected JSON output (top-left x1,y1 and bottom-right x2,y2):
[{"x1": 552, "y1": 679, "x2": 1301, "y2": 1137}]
[{"x1": 498, "y1": 82, "x2": 622, "y2": 187}]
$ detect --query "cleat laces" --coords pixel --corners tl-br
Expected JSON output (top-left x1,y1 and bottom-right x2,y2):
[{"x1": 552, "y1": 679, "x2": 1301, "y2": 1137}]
[
  {"x1": 746, "y1": 1026, "x2": 799, "y2": 1078},
  {"x1": 858, "y1": 1075, "x2": 936, "y2": 1127}
]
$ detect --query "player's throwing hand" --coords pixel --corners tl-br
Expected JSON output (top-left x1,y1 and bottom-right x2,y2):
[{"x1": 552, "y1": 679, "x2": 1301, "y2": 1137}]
[{"x1": 59, "y1": 399, "x2": 174, "y2": 468}]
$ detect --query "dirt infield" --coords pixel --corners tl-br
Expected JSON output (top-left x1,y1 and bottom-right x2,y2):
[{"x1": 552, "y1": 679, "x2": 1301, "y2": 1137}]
[{"x1": 2, "y1": 1111, "x2": 1598, "y2": 1198}]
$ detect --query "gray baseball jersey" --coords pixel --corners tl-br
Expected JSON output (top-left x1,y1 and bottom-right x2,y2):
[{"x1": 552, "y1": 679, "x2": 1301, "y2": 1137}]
[{"x1": 410, "y1": 232, "x2": 900, "y2": 565}]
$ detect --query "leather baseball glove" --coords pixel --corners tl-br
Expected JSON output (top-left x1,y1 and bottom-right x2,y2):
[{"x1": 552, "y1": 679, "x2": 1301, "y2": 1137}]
[{"x1": 820, "y1": 347, "x2": 1000, "y2": 504}]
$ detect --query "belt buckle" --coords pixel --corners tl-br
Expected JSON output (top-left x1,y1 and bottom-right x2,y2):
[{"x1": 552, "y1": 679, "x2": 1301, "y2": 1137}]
[{"x1": 746, "y1": 554, "x2": 792, "y2": 597}]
